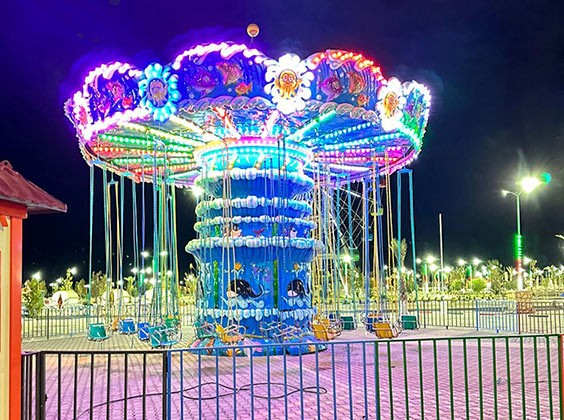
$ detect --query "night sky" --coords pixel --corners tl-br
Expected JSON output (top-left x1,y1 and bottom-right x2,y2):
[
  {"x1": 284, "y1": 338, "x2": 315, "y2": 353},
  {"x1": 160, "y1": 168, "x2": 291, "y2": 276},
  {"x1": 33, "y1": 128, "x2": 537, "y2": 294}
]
[{"x1": 2, "y1": 0, "x2": 563, "y2": 282}]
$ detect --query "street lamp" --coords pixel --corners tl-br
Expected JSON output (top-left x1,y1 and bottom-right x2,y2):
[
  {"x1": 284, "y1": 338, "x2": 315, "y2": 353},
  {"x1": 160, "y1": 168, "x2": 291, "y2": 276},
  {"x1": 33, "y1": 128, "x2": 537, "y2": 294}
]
[
  {"x1": 502, "y1": 174, "x2": 550, "y2": 291},
  {"x1": 191, "y1": 185, "x2": 204, "y2": 197}
]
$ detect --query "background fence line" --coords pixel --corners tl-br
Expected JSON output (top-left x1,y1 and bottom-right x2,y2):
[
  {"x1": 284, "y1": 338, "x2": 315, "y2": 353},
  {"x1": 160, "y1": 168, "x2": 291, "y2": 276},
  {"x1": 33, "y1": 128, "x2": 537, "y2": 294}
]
[{"x1": 21, "y1": 299, "x2": 564, "y2": 342}]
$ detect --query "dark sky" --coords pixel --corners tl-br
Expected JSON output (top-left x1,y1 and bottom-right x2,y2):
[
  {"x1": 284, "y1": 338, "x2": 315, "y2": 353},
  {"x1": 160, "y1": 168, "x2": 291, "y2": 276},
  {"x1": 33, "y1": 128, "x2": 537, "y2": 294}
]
[{"x1": 2, "y1": 0, "x2": 563, "y2": 281}]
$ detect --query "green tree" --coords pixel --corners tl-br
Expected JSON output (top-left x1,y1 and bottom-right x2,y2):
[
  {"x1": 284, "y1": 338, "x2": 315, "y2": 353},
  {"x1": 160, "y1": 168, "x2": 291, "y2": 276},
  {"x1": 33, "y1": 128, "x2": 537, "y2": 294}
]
[
  {"x1": 447, "y1": 267, "x2": 466, "y2": 292},
  {"x1": 389, "y1": 238, "x2": 408, "y2": 267},
  {"x1": 486, "y1": 260, "x2": 505, "y2": 295},
  {"x1": 449, "y1": 278, "x2": 465, "y2": 292},
  {"x1": 389, "y1": 238, "x2": 408, "y2": 299},
  {"x1": 90, "y1": 271, "x2": 107, "y2": 303},
  {"x1": 183, "y1": 272, "x2": 197, "y2": 297},
  {"x1": 75, "y1": 279, "x2": 88, "y2": 303},
  {"x1": 124, "y1": 275, "x2": 138, "y2": 298},
  {"x1": 60, "y1": 268, "x2": 74, "y2": 291},
  {"x1": 22, "y1": 278, "x2": 46, "y2": 318},
  {"x1": 471, "y1": 277, "x2": 487, "y2": 294}
]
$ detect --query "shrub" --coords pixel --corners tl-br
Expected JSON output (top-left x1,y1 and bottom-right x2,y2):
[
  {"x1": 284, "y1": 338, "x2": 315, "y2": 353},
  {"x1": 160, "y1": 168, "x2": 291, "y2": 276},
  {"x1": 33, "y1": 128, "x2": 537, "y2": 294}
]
[
  {"x1": 22, "y1": 278, "x2": 46, "y2": 318},
  {"x1": 471, "y1": 277, "x2": 487, "y2": 294},
  {"x1": 449, "y1": 278, "x2": 465, "y2": 292}
]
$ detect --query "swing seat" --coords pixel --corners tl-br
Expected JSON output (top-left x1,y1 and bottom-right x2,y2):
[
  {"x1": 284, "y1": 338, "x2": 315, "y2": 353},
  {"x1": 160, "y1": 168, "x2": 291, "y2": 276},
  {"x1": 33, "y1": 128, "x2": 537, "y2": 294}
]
[
  {"x1": 216, "y1": 324, "x2": 246, "y2": 345},
  {"x1": 194, "y1": 321, "x2": 217, "y2": 340},
  {"x1": 138, "y1": 322, "x2": 150, "y2": 341},
  {"x1": 341, "y1": 316, "x2": 356, "y2": 330},
  {"x1": 259, "y1": 321, "x2": 282, "y2": 341},
  {"x1": 315, "y1": 316, "x2": 343, "y2": 337},
  {"x1": 260, "y1": 322, "x2": 303, "y2": 343},
  {"x1": 362, "y1": 313, "x2": 385, "y2": 333},
  {"x1": 400, "y1": 314, "x2": 419, "y2": 330},
  {"x1": 149, "y1": 325, "x2": 182, "y2": 348},
  {"x1": 165, "y1": 316, "x2": 181, "y2": 329},
  {"x1": 274, "y1": 324, "x2": 303, "y2": 343},
  {"x1": 110, "y1": 318, "x2": 119, "y2": 332},
  {"x1": 88, "y1": 323, "x2": 110, "y2": 341},
  {"x1": 118, "y1": 318, "x2": 136, "y2": 334},
  {"x1": 374, "y1": 321, "x2": 400, "y2": 339},
  {"x1": 329, "y1": 313, "x2": 356, "y2": 330},
  {"x1": 311, "y1": 322, "x2": 337, "y2": 341}
]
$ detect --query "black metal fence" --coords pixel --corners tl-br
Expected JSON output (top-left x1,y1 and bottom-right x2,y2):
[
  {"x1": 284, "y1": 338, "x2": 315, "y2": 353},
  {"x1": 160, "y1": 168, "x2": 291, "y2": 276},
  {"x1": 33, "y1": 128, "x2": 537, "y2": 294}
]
[
  {"x1": 22, "y1": 352, "x2": 38, "y2": 420},
  {"x1": 21, "y1": 334, "x2": 564, "y2": 419}
]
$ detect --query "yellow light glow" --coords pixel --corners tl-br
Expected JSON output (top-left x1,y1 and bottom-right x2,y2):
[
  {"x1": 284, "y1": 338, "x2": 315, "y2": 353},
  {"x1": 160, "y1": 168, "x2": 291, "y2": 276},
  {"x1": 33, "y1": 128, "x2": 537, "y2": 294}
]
[
  {"x1": 191, "y1": 185, "x2": 204, "y2": 197},
  {"x1": 520, "y1": 176, "x2": 542, "y2": 193}
]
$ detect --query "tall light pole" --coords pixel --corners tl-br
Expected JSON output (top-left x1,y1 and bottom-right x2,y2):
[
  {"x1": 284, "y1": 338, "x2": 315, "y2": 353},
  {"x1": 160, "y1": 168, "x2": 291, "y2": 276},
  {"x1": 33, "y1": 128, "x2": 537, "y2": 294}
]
[
  {"x1": 502, "y1": 189, "x2": 524, "y2": 290},
  {"x1": 502, "y1": 174, "x2": 550, "y2": 291}
]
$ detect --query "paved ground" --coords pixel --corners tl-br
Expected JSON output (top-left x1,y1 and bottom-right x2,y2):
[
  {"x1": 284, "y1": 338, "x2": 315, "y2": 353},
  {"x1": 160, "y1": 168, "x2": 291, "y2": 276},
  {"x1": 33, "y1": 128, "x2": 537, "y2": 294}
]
[{"x1": 23, "y1": 328, "x2": 560, "y2": 419}]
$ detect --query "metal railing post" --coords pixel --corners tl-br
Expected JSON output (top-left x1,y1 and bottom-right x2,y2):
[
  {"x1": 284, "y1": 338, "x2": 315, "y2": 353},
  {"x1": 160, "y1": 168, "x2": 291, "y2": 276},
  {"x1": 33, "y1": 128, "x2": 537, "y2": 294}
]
[
  {"x1": 475, "y1": 300, "x2": 479, "y2": 331},
  {"x1": 35, "y1": 352, "x2": 45, "y2": 420},
  {"x1": 45, "y1": 309, "x2": 49, "y2": 341},
  {"x1": 517, "y1": 300, "x2": 521, "y2": 334},
  {"x1": 423, "y1": 300, "x2": 427, "y2": 328},
  {"x1": 559, "y1": 334, "x2": 564, "y2": 420},
  {"x1": 162, "y1": 351, "x2": 169, "y2": 420}
]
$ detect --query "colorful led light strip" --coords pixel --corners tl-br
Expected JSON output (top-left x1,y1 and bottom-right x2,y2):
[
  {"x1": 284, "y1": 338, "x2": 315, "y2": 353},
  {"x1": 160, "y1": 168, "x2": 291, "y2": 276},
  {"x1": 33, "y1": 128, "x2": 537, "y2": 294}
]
[
  {"x1": 287, "y1": 110, "x2": 336, "y2": 142},
  {"x1": 97, "y1": 134, "x2": 195, "y2": 153},
  {"x1": 117, "y1": 122, "x2": 204, "y2": 147},
  {"x1": 169, "y1": 115, "x2": 204, "y2": 134}
]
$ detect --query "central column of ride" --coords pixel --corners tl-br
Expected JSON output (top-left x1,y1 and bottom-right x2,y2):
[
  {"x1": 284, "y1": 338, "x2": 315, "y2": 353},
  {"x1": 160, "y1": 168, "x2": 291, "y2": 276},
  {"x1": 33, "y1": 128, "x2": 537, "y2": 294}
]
[{"x1": 186, "y1": 137, "x2": 319, "y2": 337}]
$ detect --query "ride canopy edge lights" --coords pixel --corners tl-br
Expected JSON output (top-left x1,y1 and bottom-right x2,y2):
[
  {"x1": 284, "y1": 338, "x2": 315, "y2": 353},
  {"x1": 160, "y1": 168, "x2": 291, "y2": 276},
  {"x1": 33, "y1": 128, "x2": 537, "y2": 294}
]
[{"x1": 65, "y1": 41, "x2": 431, "y2": 347}]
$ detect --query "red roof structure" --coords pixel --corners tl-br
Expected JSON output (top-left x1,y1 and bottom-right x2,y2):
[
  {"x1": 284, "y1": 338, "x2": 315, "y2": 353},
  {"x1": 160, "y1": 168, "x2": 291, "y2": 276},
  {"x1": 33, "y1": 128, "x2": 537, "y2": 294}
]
[{"x1": 0, "y1": 160, "x2": 67, "y2": 214}]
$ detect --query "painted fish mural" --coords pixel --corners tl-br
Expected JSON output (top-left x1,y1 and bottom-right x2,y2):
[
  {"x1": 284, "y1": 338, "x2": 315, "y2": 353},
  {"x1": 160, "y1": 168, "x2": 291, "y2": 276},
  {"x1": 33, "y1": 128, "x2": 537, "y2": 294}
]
[
  {"x1": 217, "y1": 61, "x2": 243, "y2": 85},
  {"x1": 320, "y1": 75, "x2": 344, "y2": 101},
  {"x1": 189, "y1": 68, "x2": 217, "y2": 95}
]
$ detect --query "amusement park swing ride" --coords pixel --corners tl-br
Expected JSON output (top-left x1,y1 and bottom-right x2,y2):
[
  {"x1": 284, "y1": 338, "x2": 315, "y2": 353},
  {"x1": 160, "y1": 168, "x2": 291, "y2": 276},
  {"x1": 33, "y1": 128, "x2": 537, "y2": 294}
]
[{"x1": 65, "y1": 34, "x2": 431, "y2": 352}]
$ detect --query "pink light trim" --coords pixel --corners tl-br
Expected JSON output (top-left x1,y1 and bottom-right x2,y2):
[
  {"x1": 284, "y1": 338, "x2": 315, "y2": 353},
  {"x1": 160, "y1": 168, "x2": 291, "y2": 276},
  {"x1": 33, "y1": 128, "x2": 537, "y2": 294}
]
[{"x1": 172, "y1": 42, "x2": 266, "y2": 70}]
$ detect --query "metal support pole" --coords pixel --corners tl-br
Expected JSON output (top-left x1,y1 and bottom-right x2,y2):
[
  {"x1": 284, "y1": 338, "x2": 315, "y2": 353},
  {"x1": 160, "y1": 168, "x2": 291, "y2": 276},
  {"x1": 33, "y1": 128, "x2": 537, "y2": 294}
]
[
  {"x1": 439, "y1": 213, "x2": 444, "y2": 291},
  {"x1": 363, "y1": 178, "x2": 370, "y2": 318},
  {"x1": 397, "y1": 172, "x2": 402, "y2": 317},
  {"x1": 406, "y1": 170, "x2": 419, "y2": 319},
  {"x1": 516, "y1": 194, "x2": 523, "y2": 290}
]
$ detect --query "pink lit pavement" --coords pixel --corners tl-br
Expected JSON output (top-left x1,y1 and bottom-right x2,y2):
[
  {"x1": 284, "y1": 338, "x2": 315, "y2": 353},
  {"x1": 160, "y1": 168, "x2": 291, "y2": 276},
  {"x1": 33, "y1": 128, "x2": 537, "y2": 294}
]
[{"x1": 23, "y1": 328, "x2": 560, "y2": 419}]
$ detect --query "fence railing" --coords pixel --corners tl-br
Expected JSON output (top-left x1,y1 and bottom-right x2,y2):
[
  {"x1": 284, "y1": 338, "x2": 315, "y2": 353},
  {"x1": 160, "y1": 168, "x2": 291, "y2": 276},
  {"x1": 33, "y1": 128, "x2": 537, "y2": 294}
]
[
  {"x1": 22, "y1": 304, "x2": 196, "y2": 341},
  {"x1": 22, "y1": 334, "x2": 563, "y2": 419},
  {"x1": 518, "y1": 300, "x2": 564, "y2": 334},
  {"x1": 21, "y1": 352, "x2": 38, "y2": 420},
  {"x1": 476, "y1": 299, "x2": 519, "y2": 333},
  {"x1": 21, "y1": 299, "x2": 564, "y2": 341}
]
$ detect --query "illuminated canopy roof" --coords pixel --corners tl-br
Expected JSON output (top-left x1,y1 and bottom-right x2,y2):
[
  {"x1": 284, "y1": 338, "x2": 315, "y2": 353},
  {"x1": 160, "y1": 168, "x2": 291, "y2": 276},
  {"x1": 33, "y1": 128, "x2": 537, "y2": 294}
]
[{"x1": 65, "y1": 42, "x2": 431, "y2": 185}]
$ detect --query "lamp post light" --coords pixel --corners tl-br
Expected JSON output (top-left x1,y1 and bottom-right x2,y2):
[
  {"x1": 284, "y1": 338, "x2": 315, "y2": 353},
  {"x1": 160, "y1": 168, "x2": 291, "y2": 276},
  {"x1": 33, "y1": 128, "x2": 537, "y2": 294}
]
[
  {"x1": 471, "y1": 258, "x2": 481, "y2": 280},
  {"x1": 341, "y1": 254, "x2": 352, "y2": 299},
  {"x1": 523, "y1": 256, "x2": 533, "y2": 286},
  {"x1": 424, "y1": 255, "x2": 436, "y2": 292},
  {"x1": 429, "y1": 263, "x2": 439, "y2": 290},
  {"x1": 502, "y1": 174, "x2": 550, "y2": 291}
]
